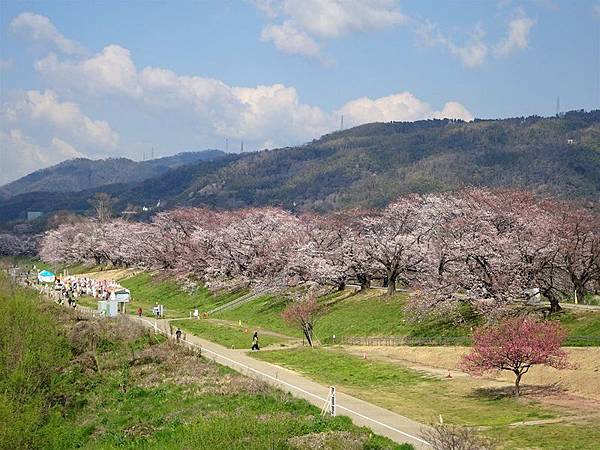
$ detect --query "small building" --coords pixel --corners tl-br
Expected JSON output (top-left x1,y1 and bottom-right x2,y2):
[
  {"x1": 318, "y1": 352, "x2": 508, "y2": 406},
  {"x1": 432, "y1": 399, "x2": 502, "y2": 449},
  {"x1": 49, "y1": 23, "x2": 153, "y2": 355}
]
[
  {"x1": 27, "y1": 211, "x2": 43, "y2": 221},
  {"x1": 567, "y1": 139, "x2": 577, "y2": 145},
  {"x1": 98, "y1": 288, "x2": 131, "y2": 317}
]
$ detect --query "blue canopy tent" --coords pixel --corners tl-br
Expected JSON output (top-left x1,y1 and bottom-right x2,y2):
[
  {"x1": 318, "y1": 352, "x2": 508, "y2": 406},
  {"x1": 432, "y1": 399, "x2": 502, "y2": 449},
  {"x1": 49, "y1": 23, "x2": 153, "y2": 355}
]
[{"x1": 37, "y1": 270, "x2": 56, "y2": 283}]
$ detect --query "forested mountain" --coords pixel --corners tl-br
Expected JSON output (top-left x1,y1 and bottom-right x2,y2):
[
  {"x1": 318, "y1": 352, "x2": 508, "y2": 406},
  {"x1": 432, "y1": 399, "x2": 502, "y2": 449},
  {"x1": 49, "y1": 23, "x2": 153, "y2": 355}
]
[
  {"x1": 0, "y1": 111, "x2": 598, "y2": 225},
  {"x1": 0, "y1": 150, "x2": 225, "y2": 198}
]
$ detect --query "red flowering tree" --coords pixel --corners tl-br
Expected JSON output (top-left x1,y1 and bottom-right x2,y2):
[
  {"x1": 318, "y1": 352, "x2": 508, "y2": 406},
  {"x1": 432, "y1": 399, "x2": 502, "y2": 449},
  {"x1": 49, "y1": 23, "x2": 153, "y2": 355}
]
[
  {"x1": 282, "y1": 295, "x2": 319, "y2": 347},
  {"x1": 461, "y1": 317, "x2": 571, "y2": 396}
]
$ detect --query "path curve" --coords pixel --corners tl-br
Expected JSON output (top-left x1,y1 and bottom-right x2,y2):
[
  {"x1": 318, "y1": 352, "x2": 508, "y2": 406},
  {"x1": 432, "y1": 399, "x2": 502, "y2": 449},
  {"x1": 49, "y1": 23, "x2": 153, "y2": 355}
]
[{"x1": 140, "y1": 316, "x2": 432, "y2": 449}]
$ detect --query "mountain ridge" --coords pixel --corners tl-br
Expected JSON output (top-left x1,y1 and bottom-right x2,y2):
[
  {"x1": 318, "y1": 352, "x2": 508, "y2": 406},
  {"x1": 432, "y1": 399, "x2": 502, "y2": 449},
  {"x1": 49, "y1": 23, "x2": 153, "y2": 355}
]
[
  {"x1": 0, "y1": 111, "x2": 598, "y2": 226},
  {"x1": 0, "y1": 149, "x2": 225, "y2": 198}
]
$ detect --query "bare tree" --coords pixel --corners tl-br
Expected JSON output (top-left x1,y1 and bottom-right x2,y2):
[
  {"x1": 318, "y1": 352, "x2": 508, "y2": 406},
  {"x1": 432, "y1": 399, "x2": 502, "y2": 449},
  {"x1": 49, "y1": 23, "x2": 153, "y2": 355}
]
[{"x1": 88, "y1": 192, "x2": 117, "y2": 223}]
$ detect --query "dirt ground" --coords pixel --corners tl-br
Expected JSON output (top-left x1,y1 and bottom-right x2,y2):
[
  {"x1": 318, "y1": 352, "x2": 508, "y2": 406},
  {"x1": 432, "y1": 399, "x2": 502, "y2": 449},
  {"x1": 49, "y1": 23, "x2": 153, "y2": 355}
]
[{"x1": 341, "y1": 345, "x2": 600, "y2": 403}]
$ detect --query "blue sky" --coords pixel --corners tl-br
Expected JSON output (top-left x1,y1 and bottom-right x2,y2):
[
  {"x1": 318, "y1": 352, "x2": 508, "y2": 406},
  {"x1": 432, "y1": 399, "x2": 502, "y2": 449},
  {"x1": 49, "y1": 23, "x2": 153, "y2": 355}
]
[{"x1": 1, "y1": 0, "x2": 599, "y2": 184}]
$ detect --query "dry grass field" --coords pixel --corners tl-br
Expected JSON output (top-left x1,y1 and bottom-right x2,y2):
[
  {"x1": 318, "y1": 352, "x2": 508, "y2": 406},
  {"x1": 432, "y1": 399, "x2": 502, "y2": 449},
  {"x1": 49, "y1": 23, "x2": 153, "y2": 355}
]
[{"x1": 342, "y1": 345, "x2": 600, "y2": 401}]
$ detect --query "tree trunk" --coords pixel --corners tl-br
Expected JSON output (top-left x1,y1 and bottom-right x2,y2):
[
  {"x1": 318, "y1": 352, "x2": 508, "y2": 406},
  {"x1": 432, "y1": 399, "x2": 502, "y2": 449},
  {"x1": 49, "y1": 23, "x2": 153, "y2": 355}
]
[
  {"x1": 573, "y1": 280, "x2": 587, "y2": 304},
  {"x1": 548, "y1": 297, "x2": 562, "y2": 314},
  {"x1": 357, "y1": 274, "x2": 370, "y2": 291},
  {"x1": 542, "y1": 289, "x2": 562, "y2": 314},
  {"x1": 386, "y1": 272, "x2": 397, "y2": 296},
  {"x1": 337, "y1": 280, "x2": 346, "y2": 291},
  {"x1": 514, "y1": 372, "x2": 522, "y2": 397},
  {"x1": 303, "y1": 323, "x2": 314, "y2": 347}
]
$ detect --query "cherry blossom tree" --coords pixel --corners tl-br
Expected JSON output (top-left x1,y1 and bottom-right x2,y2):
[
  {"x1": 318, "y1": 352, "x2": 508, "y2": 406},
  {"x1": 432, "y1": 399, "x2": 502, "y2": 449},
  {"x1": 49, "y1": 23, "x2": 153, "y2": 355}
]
[
  {"x1": 281, "y1": 294, "x2": 319, "y2": 347},
  {"x1": 359, "y1": 195, "x2": 435, "y2": 295},
  {"x1": 553, "y1": 204, "x2": 600, "y2": 303},
  {"x1": 461, "y1": 316, "x2": 571, "y2": 396},
  {"x1": 290, "y1": 213, "x2": 356, "y2": 290},
  {"x1": 0, "y1": 233, "x2": 40, "y2": 256},
  {"x1": 417, "y1": 189, "x2": 546, "y2": 316},
  {"x1": 206, "y1": 208, "x2": 302, "y2": 288}
]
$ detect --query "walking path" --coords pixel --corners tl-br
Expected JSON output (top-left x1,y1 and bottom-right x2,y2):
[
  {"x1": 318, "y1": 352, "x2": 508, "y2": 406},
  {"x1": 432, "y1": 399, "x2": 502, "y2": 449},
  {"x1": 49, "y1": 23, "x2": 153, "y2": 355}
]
[
  {"x1": 16, "y1": 274, "x2": 430, "y2": 448},
  {"x1": 139, "y1": 316, "x2": 431, "y2": 449}
]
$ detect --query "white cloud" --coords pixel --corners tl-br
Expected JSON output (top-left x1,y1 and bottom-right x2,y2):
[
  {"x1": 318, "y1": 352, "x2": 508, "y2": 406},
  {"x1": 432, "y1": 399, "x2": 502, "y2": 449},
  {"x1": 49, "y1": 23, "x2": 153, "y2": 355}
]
[
  {"x1": 448, "y1": 26, "x2": 489, "y2": 68},
  {"x1": 261, "y1": 21, "x2": 321, "y2": 58},
  {"x1": 250, "y1": 0, "x2": 280, "y2": 18},
  {"x1": 3, "y1": 90, "x2": 119, "y2": 150},
  {"x1": 9, "y1": 12, "x2": 85, "y2": 55},
  {"x1": 255, "y1": 0, "x2": 405, "y2": 60},
  {"x1": 338, "y1": 92, "x2": 473, "y2": 127},
  {"x1": 37, "y1": 44, "x2": 473, "y2": 149},
  {"x1": 495, "y1": 10, "x2": 535, "y2": 56},
  {"x1": 280, "y1": 0, "x2": 406, "y2": 38},
  {"x1": 36, "y1": 46, "x2": 141, "y2": 96},
  {"x1": 416, "y1": 20, "x2": 488, "y2": 68},
  {"x1": 0, "y1": 129, "x2": 84, "y2": 185}
]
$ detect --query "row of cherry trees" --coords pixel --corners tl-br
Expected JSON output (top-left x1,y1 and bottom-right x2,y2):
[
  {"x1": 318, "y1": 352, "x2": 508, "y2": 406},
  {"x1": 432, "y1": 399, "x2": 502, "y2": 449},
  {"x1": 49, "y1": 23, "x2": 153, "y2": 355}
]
[
  {"x1": 39, "y1": 189, "x2": 599, "y2": 315},
  {"x1": 0, "y1": 233, "x2": 40, "y2": 257}
]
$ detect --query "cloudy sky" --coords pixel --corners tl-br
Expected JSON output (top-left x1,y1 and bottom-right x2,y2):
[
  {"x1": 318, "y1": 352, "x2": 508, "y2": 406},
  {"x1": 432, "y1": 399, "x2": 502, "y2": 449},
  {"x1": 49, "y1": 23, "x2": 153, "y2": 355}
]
[{"x1": 1, "y1": 0, "x2": 599, "y2": 185}]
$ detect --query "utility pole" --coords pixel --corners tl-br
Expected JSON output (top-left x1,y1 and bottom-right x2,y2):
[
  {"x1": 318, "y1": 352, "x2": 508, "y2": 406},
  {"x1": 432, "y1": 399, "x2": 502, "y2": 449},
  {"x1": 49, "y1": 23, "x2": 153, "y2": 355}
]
[
  {"x1": 241, "y1": 139, "x2": 244, "y2": 153},
  {"x1": 340, "y1": 115, "x2": 344, "y2": 130}
]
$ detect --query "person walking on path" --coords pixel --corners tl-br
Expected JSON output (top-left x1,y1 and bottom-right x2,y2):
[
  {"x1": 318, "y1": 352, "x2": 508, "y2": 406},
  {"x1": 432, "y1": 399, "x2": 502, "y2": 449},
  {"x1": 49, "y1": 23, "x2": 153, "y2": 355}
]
[
  {"x1": 251, "y1": 331, "x2": 260, "y2": 351},
  {"x1": 137, "y1": 307, "x2": 143, "y2": 317},
  {"x1": 175, "y1": 328, "x2": 182, "y2": 343}
]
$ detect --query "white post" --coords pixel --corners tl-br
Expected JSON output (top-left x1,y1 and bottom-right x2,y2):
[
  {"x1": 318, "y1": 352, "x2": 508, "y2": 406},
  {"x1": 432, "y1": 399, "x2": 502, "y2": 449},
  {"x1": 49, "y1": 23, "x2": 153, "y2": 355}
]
[{"x1": 330, "y1": 386, "x2": 336, "y2": 417}]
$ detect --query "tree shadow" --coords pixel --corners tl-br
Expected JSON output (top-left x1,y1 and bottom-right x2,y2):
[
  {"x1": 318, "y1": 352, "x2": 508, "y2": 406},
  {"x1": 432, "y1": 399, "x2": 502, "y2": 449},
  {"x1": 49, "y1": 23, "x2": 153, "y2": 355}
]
[{"x1": 471, "y1": 382, "x2": 566, "y2": 400}]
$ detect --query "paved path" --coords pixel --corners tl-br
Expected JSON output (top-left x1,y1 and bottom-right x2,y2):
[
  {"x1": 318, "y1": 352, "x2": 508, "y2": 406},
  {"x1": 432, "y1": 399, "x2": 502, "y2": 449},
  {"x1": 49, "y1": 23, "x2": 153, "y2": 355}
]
[
  {"x1": 138, "y1": 316, "x2": 431, "y2": 449},
  {"x1": 19, "y1": 277, "x2": 431, "y2": 449}
]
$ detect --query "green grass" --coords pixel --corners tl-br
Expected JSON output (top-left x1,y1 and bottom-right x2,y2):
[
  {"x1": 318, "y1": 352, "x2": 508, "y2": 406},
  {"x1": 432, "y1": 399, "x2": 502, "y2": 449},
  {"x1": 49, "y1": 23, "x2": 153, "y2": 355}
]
[
  {"x1": 484, "y1": 421, "x2": 600, "y2": 450},
  {"x1": 0, "y1": 272, "x2": 411, "y2": 450},
  {"x1": 255, "y1": 346, "x2": 429, "y2": 388},
  {"x1": 249, "y1": 347, "x2": 600, "y2": 449},
  {"x1": 215, "y1": 293, "x2": 302, "y2": 337},
  {"x1": 171, "y1": 319, "x2": 284, "y2": 349},
  {"x1": 121, "y1": 272, "x2": 246, "y2": 319},
  {"x1": 315, "y1": 291, "x2": 477, "y2": 343},
  {"x1": 218, "y1": 288, "x2": 600, "y2": 347},
  {"x1": 552, "y1": 310, "x2": 600, "y2": 346},
  {"x1": 217, "y1": 289, "x2": 477, "y2": 344}
]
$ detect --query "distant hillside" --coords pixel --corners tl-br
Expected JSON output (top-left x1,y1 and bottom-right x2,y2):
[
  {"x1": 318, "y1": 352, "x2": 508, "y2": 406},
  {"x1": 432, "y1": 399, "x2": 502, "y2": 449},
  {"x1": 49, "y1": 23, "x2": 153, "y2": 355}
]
[
  {"x1": 0, "y1": 111, "x2": 598, "y2": 225},
  {"x1": 0, "y1": 150, "x2": 225, "y2": 198}
]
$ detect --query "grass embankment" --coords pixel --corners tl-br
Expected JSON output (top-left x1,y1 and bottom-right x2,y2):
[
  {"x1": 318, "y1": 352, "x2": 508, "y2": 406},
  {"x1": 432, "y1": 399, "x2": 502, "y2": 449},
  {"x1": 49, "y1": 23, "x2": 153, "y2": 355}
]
[
  {"x1": 218, "y1": 289, "x2": 477, "y2": 344},
  {"x1": 74, "y1": 271, "x2": 247, "y2": 319},
  {"x1": 120, "y1": 272, "x2": 247, "y2": 318},
  {"x1": 0, "y1": 273, "x2": 411, "y2": 450},
  {"x1": 218, "y1": 288, "x2": 600, "y2": 346},
  {"x1": 253, "y1": 347, "x2": 600, "y2": 450},
  {"x1": 170, "y1": 319, "x2": 285, "y2": 349}
]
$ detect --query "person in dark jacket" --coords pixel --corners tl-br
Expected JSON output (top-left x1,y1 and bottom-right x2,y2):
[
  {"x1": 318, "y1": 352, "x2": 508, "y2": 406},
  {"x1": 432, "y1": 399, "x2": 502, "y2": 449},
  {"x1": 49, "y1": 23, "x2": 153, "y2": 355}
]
[{"x1": 251, "y1": 332, "x2": 260, "y2": 351}]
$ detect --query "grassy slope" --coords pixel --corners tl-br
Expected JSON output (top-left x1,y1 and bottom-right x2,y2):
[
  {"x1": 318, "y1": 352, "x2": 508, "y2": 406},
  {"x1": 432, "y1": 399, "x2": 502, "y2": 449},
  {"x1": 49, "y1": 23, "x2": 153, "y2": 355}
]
[
  {"x1": 219, "y1": 289, "x2": 478, "y2": 344},
  {"x1": 170, "y1": 319, "x2": 284, "y2": 349},
  {"x1": 0, "y1": 273, "x2": 411, "y2": 450},
  {"x1": 15, "y1": 260, "x2": 600, "y2": 346},
  {"x1": 253, "y1": 347, "x2": 600, "y2": 450},
  {"x1": 120, "y1": 272, "x2": 246, "y2": 318},
  {"x1": 218, "y1": 288, "x2": 600, "y2": 346}
]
